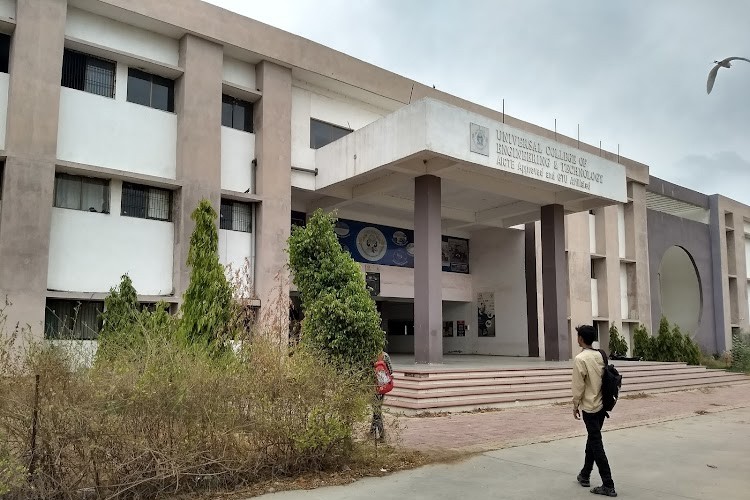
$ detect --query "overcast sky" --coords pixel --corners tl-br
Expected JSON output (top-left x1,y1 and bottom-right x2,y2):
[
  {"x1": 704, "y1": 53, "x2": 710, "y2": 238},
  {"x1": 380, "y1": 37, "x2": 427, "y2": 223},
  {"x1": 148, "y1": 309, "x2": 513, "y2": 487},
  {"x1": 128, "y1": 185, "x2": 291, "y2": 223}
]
[{"x1": 206, "y1": 0, "x2": 750, "y2": 204}]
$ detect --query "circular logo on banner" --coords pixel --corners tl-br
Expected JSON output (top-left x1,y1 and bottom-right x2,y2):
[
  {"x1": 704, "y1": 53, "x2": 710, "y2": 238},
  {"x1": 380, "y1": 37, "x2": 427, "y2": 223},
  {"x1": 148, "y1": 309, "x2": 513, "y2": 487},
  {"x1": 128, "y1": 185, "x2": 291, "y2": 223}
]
[{"x1": 356, "y1": 227, "x2": 387, "y2": 262}]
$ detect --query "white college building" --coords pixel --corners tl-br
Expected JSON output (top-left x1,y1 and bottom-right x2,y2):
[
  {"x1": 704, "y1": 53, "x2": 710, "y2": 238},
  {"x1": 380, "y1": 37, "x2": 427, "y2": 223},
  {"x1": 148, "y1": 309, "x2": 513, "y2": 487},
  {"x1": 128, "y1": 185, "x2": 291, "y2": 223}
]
[{"x1": 1, "y1": 0, "x2": 749, "y2": 362}]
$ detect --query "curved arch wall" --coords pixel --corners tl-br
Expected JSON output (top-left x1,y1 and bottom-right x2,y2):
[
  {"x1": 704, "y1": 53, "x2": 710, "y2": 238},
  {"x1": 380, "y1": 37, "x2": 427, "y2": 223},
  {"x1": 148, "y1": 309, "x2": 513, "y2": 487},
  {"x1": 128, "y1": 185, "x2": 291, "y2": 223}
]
[{"x1": 647, "y1": 209, "x2": 718, "y2": 353}]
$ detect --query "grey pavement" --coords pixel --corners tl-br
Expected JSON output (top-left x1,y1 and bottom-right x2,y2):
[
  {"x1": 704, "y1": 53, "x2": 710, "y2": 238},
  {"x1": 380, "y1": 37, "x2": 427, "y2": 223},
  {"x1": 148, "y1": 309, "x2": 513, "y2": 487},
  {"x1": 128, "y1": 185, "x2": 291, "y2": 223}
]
[{"x1": 256, "y1": 407, "x2": 750, "y2": 500}]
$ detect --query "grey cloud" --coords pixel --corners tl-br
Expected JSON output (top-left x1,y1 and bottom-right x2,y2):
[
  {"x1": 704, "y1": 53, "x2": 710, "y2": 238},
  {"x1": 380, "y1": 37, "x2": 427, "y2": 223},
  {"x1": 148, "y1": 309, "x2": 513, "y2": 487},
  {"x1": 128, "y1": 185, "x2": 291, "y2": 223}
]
[
  {"x1": 208, "y1": 0, "x2": 750, "y2": 204},
  {"x1": 673, "y1": 152, "x2": 750, "y2": 203}
]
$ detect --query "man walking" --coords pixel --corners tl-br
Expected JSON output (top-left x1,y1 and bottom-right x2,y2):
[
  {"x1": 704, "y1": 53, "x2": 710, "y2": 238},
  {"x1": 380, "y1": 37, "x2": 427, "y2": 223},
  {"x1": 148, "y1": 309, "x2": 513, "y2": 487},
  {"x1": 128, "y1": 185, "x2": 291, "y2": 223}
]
[{"x1": 572, "y1": 325, "x2": 617, "y2": 497}]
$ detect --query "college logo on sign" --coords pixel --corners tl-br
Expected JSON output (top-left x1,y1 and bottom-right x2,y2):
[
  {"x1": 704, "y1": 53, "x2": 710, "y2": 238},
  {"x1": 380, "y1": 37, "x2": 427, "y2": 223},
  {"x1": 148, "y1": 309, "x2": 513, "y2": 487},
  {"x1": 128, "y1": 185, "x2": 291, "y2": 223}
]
[{"x1": 470, "y1": 123, "x2": 490, "y2": 156}]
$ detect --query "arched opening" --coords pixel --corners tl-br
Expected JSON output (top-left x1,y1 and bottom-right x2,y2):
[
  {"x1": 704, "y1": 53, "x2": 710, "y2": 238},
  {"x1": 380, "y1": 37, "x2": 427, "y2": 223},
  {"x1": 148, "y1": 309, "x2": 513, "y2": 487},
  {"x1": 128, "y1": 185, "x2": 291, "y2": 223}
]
[{"x1": 658, "y1": 246, "x2": 702, "y2": 334}]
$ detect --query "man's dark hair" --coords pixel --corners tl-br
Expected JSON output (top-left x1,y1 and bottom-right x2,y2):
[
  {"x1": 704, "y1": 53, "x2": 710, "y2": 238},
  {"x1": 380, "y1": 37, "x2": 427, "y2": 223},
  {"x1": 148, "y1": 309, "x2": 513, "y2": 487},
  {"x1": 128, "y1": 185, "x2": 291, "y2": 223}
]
[{"x1": 576, "y1": 324, "x2": 597, "y2": 346}]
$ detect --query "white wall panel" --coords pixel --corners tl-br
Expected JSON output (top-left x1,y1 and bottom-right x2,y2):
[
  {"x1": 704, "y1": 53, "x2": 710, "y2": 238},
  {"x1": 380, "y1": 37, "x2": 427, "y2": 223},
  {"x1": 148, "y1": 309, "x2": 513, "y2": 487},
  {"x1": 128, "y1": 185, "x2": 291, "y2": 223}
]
[
  {"x1": 47, "y1": 181, "x2": 174, "y2": 295},
  {"x1": 221, "y1": 127, "x2": 255, "y2": 192},
  {"x1": 222, "y1": 57, "x2": 256, "y2": 90},
  {"x1": 0, "y1": 73, "x2": 8, "y2": 150},
  {"x1": 57, "y1": 88, "x2": 177, "y2": 178}
]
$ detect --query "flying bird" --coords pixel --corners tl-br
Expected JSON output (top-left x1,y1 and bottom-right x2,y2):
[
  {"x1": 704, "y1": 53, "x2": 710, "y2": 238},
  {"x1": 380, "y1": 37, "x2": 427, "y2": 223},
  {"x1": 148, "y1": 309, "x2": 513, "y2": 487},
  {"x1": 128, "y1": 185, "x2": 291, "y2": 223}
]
[{"x1": 706, "y1": 57, "x2": 750, "y2": 94}]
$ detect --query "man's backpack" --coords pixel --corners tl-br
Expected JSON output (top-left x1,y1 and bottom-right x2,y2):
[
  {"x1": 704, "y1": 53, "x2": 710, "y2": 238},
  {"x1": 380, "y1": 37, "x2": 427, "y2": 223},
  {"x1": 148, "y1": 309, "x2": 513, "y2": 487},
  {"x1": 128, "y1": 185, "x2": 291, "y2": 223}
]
[
  {"x1": 598, "y1": 349, "x2": 622, "y2": 414},
  {"x1": 374, "y1": 358, "x2": 394, "y2": 395}
]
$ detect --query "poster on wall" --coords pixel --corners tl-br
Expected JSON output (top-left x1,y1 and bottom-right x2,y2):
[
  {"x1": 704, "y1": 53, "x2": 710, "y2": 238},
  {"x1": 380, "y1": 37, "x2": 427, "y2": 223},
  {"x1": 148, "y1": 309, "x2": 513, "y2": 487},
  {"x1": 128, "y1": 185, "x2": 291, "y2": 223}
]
[
  {"x1": 332, "y1": 218, "x2": 470, "y2": 274},
  {"x1": 477, "y1": 292, "x2": 496, "y2": 337},
  {"x1": 456, "y1": 320, "x2": 466, "y2": 337},
  {"x1": 365, "y1": 272, "x2": 380, "y2": 297},
  {"x1": 448, "y1": 238, "x2": 469, "y2": 273},
  {"x1": 443, "y1": 321, "x2": 454, "y2": 337}
]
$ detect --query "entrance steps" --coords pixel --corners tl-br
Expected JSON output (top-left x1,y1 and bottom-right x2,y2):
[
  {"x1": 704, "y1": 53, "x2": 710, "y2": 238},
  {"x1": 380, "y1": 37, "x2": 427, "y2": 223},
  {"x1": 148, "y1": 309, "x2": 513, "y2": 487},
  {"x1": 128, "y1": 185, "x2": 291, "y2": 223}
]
[{"x1": 385, "y1": 361, "x2": 750, "y2": 414}]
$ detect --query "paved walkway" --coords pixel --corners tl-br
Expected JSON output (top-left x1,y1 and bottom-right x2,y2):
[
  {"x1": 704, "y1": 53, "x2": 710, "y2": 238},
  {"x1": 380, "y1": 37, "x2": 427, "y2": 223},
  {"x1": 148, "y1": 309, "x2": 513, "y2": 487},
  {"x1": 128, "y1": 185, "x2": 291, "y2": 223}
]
[
  {"x1": 393, "y1": 383, "x2": 750, "y2": 453},
  {"x1": 258, "y1": 405, "x2": 750, "y2": 499}
]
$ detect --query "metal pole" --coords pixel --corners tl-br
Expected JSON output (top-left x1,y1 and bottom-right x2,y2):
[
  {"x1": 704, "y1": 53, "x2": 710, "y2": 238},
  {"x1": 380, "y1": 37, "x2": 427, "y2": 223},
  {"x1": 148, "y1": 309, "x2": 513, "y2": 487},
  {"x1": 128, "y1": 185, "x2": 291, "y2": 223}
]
[
  {"x1": 502, "y1": 99, "x2": 505, "y2": 123},
  {"x1": 577, "y1": 124, "x2": 580, "y2": 149}
]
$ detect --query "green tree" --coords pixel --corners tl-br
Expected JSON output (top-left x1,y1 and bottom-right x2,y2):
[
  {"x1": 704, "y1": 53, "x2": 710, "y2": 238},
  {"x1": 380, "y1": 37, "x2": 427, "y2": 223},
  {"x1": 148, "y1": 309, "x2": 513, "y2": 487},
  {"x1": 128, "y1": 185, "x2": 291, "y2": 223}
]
[
  {"x1": 633, "y1": 323, "x2": 652, "y2": 360},
  {"x1": 100, "y1": 274, "x2": 139, "y2": 338},
  {"x1": 288, "y1": 209, "x2": 385, "y2": 371},
  {"x1": 180, "y1": 199, "x2": 234, "y2": 349},
  {"x1": 608, "y1": 324, "x2": 628, "y2": 357}
]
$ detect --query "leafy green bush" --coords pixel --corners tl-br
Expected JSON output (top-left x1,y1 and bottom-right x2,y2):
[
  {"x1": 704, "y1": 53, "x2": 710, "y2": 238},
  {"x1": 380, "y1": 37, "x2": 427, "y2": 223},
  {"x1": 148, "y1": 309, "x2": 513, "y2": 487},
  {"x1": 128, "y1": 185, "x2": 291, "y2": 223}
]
[
  {"x1": 608, "y1": 324, "x2": 628, "y2": 357},
  {"x1": 180, "y1": 199, "x2": 234, "y2": 349},
  {"x1": 288, "y1": 209, "x2": 385, "y2": 371},
  {"x1": 731, "y1": 331, "x2": 750, "y2": 373},
  {"x1": 632, "y1": 318, "x2": 701, "y2": 365}
]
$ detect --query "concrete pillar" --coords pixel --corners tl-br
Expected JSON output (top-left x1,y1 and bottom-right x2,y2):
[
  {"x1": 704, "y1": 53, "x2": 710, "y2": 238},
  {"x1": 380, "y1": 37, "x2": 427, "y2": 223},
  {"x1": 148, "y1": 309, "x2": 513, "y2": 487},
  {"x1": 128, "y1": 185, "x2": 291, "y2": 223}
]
[
  {"x1": 253, "y1": 61, "x2": 292, "y2": 335},
  {"x1": 566, "y1": 211, "x2": 593, "y2": 354},
  {"x1": 414, "y1": 175, "x2": 442, "y2": 364},
  {"x1": 629, "y1": 183, "x2": 652, "y2": 332},
  {"x1": 541, "y1": 204, "x2": 570, "y2": 360},
  {"x1": 0, "y1": 0, "x2": 67, "y2": 338},
  {"x1": 524, "y1": 222, "x2": 539, "y2": 357},
  {"x1": 173, "y1": 34, "x2": 223, "y2": 298},
  {"x1": 601, "y1": 205, "x2": 624, "y2": 351}
]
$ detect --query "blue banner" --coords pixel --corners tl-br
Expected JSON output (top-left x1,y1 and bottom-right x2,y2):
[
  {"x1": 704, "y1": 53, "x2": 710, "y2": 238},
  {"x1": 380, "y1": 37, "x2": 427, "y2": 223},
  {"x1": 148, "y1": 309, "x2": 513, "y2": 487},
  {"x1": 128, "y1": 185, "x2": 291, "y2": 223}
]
[{"x1": 334, "y1": 218, "x2": 469, "y2": 274}]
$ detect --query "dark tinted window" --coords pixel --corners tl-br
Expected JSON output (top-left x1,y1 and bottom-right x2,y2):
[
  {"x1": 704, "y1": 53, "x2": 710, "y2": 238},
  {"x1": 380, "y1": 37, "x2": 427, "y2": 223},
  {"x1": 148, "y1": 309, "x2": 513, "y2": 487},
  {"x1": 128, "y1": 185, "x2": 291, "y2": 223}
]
[
  {"x1": 151, "y1": 74, "x2": 174, "y2": 112},
  {"x1": 0, "y1": 33, "x2": 10, "y2": 73},
  {"x1": 121, "y1": 182, "x2": 172, "y2": 221},
  {"x1": 45, "y1": 299, "x2": 104, "y2": 340},
  {"x1": 127, "y1": 68, "x2": 174, "y2": 112},
  {"x1": 221, "y1": 94, "x2": 253, "y2": 132},
  {"x1": 61, "y1": 49, "x2": 116, "y2": 98},
  {"x1": 220, "y1": 199, "x2": 252, "y2": 232},
  {"x1": 310, "y1": 118, "x2": 352, "y2": 149}
]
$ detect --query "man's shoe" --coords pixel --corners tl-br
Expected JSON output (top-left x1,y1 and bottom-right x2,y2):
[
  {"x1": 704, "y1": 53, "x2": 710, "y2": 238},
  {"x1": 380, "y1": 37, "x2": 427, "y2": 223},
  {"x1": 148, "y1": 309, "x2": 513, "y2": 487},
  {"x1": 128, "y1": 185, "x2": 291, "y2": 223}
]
[
  {"x1": 591, "y1": 485, "x2": 617, "y2": 497},
  {"x1": 576, "y1": 474, "x2": 590, "y2": 487}
]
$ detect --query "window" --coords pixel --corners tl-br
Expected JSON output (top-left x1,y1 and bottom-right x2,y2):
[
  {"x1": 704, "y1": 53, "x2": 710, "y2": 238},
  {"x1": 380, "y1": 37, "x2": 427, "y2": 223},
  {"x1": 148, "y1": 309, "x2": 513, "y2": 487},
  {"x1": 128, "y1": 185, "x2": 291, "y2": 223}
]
[
  {"x1": 220, "y1": 199, "x2": 252, "y2": 232},
  {"x1": 45, "y1": 299, "x2": 104, "y2": 340},
  {"x1": 54, "y1": 173, "x2": 109, "y2": 213},
  {"x1": 61, "y1": 49, "x2": 116, "y2": 98},
  {"x1": 222, "y1": 94, "x2": 253, "y2": 132},
  {"x1": 127, "y1": 68, "x2": 174, "y2": 112},
  {"x1": 0, "y1": 33, "x2": 9, "y2": 74},
  {"x1": 121, "y1": 182, "x2": 172, "y2": 221},
  {"x1": 0, "y1": 162, "x2": 4, "y2": 201},
  {"x1": 310, "y1": 118, "x2": 352, "y2": 149}
]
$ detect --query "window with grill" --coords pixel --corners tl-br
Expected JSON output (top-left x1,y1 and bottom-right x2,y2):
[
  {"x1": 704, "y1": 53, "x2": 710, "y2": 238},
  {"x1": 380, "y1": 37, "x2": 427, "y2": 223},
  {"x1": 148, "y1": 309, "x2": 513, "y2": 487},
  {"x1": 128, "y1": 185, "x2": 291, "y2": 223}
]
[
  {"x1": 127, "y1": 68, "x2": 174, "y2": 112},
  {"x1": 221, "y1": 94, "x2": 253, "y2": 132},
  {"x1": 54, "y1": 173, "x2": 109, "y2": 213},
  {"x1": 310, "y1": 118, "x2": 352, "y2": 149},
  {"x1": 220, "y1": 199, "x2": 252, "y2": 232},
  {"x1": 61, "y1": 49, "x2": 116, "y2": 98},
  {"x1": 121, "y1": 182, "x2": 172, "y2": 221},
  {"x1": 45, "y1": 299, "x2": 104, "y2": 340},
  {"x1": 0, "y1": 33, "x2": 10, "y2": 73}
]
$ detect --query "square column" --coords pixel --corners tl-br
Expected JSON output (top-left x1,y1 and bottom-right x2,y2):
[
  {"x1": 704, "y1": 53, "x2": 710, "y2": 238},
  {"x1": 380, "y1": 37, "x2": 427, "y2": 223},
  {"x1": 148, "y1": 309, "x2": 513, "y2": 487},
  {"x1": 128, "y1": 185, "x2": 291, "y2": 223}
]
[
  {"x1": 414, "y1": 175, "x2": 443, "y2": 364},
  {"x1": 524, "y1": 222, "x2": 540, "y2": 357},
  {"x1": 541, "y1": 204, "x2": 570, "y2": 360}
]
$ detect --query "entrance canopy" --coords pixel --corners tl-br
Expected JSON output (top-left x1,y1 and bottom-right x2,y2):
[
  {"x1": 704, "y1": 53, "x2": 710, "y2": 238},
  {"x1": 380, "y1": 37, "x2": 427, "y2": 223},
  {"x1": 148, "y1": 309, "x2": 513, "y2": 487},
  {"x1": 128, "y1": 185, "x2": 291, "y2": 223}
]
[{"x1": 312, "y1": 98, "x2": 627, "y2": 230}]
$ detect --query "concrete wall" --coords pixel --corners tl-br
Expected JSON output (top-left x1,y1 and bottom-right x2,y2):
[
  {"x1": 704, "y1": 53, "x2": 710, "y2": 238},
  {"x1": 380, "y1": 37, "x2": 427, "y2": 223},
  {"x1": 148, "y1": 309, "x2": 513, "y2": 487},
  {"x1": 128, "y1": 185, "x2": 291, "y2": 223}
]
[
  {"x1": 57, "y1": 87, "x2": 178, "y2": 177},
  {"x1": 65, "y1": 7, "x2": 179, "y2": 66},
  {"x1": 47, "y1": 181, "x2": 174, "y2": 295},
  {"x1": 290, "y1": 83, "x2": 386, "y2": 176},
  {"x1": 0, "y1": 0, "x2": 67, "y2": 337},
  {"x1": 647, "y1": 209, "x2": 717, "y2": 352},
  {"x1": 459, "y1": 227, "x2": 528, "y2": 356},
  {"x1": 658, "y1": 245, "x2": 702, "y2": 335}
]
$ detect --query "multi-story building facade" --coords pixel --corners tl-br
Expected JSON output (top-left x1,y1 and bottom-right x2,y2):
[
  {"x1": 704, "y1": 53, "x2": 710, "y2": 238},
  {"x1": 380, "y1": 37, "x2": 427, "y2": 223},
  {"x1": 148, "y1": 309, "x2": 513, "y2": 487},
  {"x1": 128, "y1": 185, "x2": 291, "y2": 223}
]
[{"x1": 0, "y1": 0, "x2": 747, "y2": 361}]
